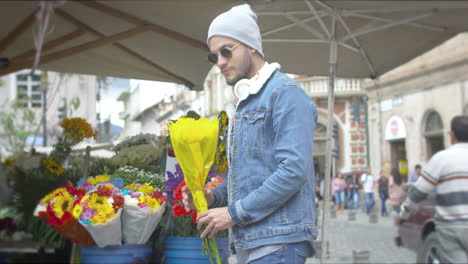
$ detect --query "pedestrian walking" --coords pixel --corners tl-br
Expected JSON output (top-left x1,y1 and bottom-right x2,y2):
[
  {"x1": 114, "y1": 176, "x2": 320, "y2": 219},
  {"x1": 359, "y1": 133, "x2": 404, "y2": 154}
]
[
  {"x1": 377, "y1": 171, "x2": 389, "y2": 217},
  {"x1": 389, "y1": 168, "x2": 403, "y2": 215},
  {"x1": 332, "y1": 173, "x2": 347, "y2": 213},
  {"x1": 347, "y1": 172, "x2": 361, "y2": 210},
  {"x1": 183, "y1": 4, "x2": 318, "y2": 263},
  {"x1": 407, "y1": 164, "x2": 422, "y2": 183},
  {"x1": 397, "y1": 115, "x2": 468, "y2": 263},
  {"x1": 360, "y1": 168, "x2": 376, "y2": 215}
]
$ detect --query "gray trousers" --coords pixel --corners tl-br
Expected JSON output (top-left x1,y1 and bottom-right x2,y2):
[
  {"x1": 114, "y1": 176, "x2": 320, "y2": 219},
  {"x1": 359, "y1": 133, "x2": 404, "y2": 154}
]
[{"x1": 438, "y1": 226, "x2": 468, "y2": 263}]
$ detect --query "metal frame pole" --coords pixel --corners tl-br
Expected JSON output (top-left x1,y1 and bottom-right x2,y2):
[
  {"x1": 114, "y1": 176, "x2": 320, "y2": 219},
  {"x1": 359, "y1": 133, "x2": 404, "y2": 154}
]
[{"x1": 320, "y1": 11, "x2": 337, "y2": 264}]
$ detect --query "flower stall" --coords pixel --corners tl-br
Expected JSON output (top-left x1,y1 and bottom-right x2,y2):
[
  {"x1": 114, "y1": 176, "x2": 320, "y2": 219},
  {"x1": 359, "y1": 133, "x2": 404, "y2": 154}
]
[{"x1": 0, "y1": 111, "x2": 229, "y2": 263}]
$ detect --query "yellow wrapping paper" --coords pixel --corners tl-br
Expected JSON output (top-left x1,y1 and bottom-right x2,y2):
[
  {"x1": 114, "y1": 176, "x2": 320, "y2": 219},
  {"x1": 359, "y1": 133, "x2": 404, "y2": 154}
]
[{"x1": 168, "y1": 117, "x2": 219, "y2": 214}]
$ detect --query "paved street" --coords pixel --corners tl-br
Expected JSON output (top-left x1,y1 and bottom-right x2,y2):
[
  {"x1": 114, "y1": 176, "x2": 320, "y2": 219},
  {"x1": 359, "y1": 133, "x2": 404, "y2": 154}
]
[
  {"x1": 229, "y1": 209, "x2": 416, "y2": 264},
  {"x1": 306, "y1": 209, "x2": 416, "y2": 264}
]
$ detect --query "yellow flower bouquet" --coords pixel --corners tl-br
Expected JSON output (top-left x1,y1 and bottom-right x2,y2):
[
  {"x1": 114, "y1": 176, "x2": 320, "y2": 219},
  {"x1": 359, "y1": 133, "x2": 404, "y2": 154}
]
[
  {"x1": 168, "y1": 116, "x2": 223, "y2": 263},
  {"x1": 73, "y1": 183, "x2": 124, "y2": 247},
  {"x1": 34, "y1": 181, "x2": 95, "y2": 246}
]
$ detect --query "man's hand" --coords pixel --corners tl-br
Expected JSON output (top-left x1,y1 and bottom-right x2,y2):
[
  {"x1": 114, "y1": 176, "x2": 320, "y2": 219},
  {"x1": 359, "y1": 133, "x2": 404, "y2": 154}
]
[
  {"x1": 196, "y1": 207, "x2": 235, "y2": 239},
  {"x1": 181, "y1": 185, "x2": 215, "y2": 212}
]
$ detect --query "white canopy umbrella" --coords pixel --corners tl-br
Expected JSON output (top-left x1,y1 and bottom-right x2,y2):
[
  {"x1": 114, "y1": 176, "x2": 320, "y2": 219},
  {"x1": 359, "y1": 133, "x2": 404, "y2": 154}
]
[
  {"x1": 249, "y1": 1, "x2": 468, "y2": 262},
  {"x1": 2, "y1": 1, "x2": 468, "y2": 261}
]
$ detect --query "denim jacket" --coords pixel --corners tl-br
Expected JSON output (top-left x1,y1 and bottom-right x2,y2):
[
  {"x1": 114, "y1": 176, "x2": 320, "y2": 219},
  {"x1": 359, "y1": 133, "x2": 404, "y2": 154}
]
[{"x1": 211, "y1": 68, "x2": 318, "y2": 250}]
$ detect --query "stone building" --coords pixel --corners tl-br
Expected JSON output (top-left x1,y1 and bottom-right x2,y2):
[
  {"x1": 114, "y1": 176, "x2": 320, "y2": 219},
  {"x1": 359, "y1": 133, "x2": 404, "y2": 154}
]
[{"x1": 364, "y1": 33, "x2": 468, "y2": 180}]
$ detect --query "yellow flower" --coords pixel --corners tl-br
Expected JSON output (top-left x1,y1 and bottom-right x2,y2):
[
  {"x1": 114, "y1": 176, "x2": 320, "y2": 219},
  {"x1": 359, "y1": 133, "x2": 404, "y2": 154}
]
[
  {"x1": 138, "y1": 195, "x2": 160, "y2": 212},
  {"x1": 138, "y1": 183, "x2": 155, "y2": 195},
  {"x1": 95, "y1": 175, "x2": 111, "y2": 184},
  {"x1": 60, "y1": 117, "x2": 98, "y2": 143},
  {"x1": 1, "y1": 158, "x2": 15, "y2": 169},
  {"x1": 41, "y1": 188, "x2": 66, "y2": 204},
  {"x1": 72, "y1": 204, "x2": 83, "y2": 219},
  {"x1": 89, "y1": 194, "x2": 108, "y2": 209},
  {"x1": 86, "y1": 174, "x2": 111, "y2": 186},
  {"x1": 43, "y1": 157, "x2": 65, "y2": 175},
  {"x1": 124, "y1": 183, "x2": 137, "y2": 190},
  {"x1": 52, "y1": 192, "x2": 74, "y2": 218}
]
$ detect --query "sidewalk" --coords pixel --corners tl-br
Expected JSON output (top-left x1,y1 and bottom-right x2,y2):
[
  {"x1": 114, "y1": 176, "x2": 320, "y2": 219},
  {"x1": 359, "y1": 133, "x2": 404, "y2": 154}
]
[
  {"x1": 306, "y1": 209, "x2": 416, "y2": 264},
  {"x1": 228, "y1": 209, "x2": 416, "y2": 264}
]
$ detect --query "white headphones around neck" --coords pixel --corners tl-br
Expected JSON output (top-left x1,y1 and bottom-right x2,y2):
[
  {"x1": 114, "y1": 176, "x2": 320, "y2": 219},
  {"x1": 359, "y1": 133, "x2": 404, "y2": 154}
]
[{"x1": 233, "y1": 78, "x2": 253, "y2": 101}]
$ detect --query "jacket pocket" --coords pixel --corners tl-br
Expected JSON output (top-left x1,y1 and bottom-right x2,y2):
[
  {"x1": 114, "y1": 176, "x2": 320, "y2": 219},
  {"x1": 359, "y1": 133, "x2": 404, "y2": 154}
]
[{"x1": 241, "y1": 111, "x2": 267, "y2": 149}]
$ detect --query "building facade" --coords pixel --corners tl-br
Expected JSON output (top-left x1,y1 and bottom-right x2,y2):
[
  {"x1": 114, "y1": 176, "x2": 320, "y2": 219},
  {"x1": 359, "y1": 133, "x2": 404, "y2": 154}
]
[
  {"x1": 117, "y1": 81, "x2": 204, "y2": 140},
  {"x1": 364, "y1": 33, "x2": 468, "y2": 180},
  {"x1": 0, "y1": 70, "x2": 97, "y2": 156}
]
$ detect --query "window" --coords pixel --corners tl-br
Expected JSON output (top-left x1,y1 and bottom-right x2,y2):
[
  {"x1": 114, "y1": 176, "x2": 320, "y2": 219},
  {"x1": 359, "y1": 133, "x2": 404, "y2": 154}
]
[
  {"x1": 16, "y1": 72, "x2": 43, "y2": 108},
  {"x1": 314, "y1": 123, "x2": 327, "y2": 154},
  {"x1": 423, "y1": 111, "x2": 444, "y2": 158}
]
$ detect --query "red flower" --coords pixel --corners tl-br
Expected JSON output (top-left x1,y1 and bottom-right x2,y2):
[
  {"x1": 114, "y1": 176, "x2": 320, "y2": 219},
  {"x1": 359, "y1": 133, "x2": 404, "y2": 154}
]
[
  {"x1": 190, "y1": 210, "x2": 197, "y2": 224},
  {"x1": 172, "y1": 202, "x2": 186, "y2": 217},
  {"x1": 113, "y1": 195, "x2": 124, "y2": 211},
  {"x1": 151, "y1": 190, "x2": 167, "y2": 204},
  {"x1": 46, "y1": 204, "x2": 62, "y2": 226},
  {"x1": 173, "y1": 181, "x2": 186, "y2": 201},
  {"x1": 168, "y1": 149, "x2": 175, "y2": 157},
  {"x1": 96, "y1": 185, "x2": 113, "y2": 197}
]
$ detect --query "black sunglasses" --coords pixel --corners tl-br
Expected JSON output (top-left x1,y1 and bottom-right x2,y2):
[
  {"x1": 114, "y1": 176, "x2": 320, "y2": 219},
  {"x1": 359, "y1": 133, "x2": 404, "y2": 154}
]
[{"x1": 207, "y1": 43, "x2": 241, "y2": 64}]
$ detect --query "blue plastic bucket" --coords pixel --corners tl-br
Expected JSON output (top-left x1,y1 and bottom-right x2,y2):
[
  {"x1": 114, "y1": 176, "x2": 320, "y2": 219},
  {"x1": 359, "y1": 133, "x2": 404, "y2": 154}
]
[
  {"x1": 163, "y1": 237, "x2": 229, "y2": 264},
  {"x1": 80, "y1": 244, "x2": 152, "y2": 264}
]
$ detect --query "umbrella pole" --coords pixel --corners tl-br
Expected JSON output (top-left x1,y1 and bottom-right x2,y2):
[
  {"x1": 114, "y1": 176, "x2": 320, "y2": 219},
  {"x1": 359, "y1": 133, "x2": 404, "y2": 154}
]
[{"x1": 320, "y1": 16, "x2": 337, "y2": 264}]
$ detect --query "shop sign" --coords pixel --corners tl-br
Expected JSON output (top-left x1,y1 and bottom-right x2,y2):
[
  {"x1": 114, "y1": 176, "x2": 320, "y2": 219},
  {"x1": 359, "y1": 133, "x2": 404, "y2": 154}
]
[{"x1": 385, "y1": 115, "x2": 406, "y2": 140}]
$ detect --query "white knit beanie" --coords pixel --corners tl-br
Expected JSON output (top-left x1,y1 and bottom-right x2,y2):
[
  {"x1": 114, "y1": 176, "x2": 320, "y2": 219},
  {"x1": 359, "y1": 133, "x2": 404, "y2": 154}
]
[{"x1": 207, "y1": 4, "x2": 264, "y2": 57}]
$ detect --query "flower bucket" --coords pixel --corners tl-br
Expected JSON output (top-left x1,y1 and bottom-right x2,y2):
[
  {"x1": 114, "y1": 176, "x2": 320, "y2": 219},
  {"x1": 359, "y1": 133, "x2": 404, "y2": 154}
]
[
  {"x1": 162, "y1": 237, "x2": 229, "y2": 264},
  {"x1": 80, "y1": 243, "x2": 152, "y2": 264}
]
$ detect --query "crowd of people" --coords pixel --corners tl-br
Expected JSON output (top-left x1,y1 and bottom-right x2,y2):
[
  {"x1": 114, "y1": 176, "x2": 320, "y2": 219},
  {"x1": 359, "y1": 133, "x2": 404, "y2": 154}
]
[{"x1": 325, "y1": 166, "x2": 416, "y2": 216}]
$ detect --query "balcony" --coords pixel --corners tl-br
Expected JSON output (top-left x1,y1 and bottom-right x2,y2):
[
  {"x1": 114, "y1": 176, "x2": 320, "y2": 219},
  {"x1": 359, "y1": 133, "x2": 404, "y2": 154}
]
[{"x1": 296, "y1": 77, "x2": 366, "y2": 98}]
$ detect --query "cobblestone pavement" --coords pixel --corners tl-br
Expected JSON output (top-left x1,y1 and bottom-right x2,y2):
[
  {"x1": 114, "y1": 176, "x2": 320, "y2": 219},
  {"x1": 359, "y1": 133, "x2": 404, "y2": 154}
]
[
  {"x1": 229, "y1": 209, "x2": 416, "y2": 264},
  {"x1": 309, "y1": 209, "x2": 416, "y2": 264}
]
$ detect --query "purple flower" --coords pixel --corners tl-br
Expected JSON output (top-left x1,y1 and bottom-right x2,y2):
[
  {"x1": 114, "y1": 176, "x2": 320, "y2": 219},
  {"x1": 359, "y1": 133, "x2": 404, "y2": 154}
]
[
  {"x1": 130, "y1": 192, "x2": 141, "y2": 198},
  {"x1": 164, "y1": 164, "x2": 184, "y2": 200},
  {"x1": 80, "y1": 208, "x2": 95, "y2": 221}
]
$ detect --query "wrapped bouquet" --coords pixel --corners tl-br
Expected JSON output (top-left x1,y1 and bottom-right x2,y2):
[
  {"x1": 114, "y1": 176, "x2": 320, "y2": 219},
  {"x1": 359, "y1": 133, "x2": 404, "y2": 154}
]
[
  {"x1": 168, "y1": 116, "x2": 223, "y2": 263},
  {"x1": 121, "y1": 183, "x2": 167, "y2": 244},
  {"x1": 34, "y1": 182, "x2": 94, "y2": 246},
  {"x1": 73, "y1": 183, "x2": 124, "y2": 247}
]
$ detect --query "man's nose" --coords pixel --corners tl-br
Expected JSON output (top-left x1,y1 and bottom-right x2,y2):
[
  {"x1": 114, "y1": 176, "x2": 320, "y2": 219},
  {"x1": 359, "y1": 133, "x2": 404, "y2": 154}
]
[{"x1": 217, "y1": 54, "x2": 228, "y2": 67}]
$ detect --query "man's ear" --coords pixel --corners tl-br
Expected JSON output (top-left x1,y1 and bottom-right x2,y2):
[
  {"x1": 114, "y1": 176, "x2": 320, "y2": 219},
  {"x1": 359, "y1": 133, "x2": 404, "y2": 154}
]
[{"x1": 249, "y1": 48, "x2": 256, "y2": 55}]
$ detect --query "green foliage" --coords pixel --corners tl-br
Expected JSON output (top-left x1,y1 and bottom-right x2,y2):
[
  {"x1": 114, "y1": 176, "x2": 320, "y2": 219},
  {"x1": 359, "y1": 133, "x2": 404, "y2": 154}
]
[
  {"x1": 0, "y1": 99, "x2": 37, "y2": 156},
  {"x1": 185, "y1": 111, "x2": 201, "y2": 120},
  {"x1": 111, "y1": 134, "x2": 168, "y2": 173},
  {"x1": 113, "y1": 165, "x2": 165, "y2": 190},
  {"x1": 87, "y1": 158, "x2": 118, "y2": 177},
  {"x1": 68, "y1": 97, "x2": 80, "y2": 117},
  {"x1": 9, "y1": 156, "x2": 81, "y2": 246}
]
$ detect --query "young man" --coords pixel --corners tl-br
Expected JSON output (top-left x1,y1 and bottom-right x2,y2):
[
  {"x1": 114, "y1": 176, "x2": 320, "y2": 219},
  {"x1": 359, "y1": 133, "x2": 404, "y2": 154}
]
[
  {"x1": 360, "y1": 167, "x2": 376, "y2": 215},
  {"x1": 397, "y1": 115, "x2": 468, "y2": 263},
  {"x1": 183, "y1": 4, "x2": 318, "y2": 263}
]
